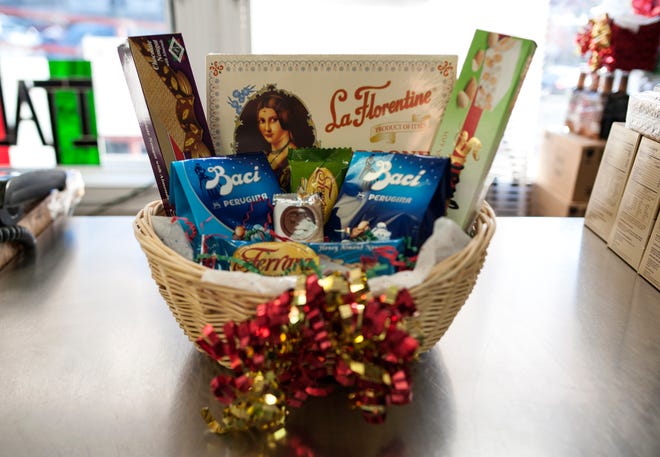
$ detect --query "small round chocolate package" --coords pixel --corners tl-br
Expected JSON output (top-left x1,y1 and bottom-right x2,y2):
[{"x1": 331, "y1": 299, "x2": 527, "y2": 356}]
[{"x1": 273, "y1": 193, "x2": 324, "y2": 243}]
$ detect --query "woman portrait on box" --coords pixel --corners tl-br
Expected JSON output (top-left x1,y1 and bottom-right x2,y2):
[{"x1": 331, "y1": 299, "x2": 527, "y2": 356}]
[
  {"x1": 235, "y1": 87, "x2": 316, "y2": 191},
  {"x1": 258, "y1": 92, "x2": 296, "y2": 188}
]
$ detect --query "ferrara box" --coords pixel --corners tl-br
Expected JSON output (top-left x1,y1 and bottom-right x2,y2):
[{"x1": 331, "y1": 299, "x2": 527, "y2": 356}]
[{"x1": 205, "y1": 54, "x2": 457, "y2": 156}]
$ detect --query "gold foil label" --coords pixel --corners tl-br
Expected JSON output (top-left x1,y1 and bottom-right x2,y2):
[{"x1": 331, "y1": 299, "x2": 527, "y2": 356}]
[{"x1": 231, "y1": 242, "x2": 319, "y2": 276}]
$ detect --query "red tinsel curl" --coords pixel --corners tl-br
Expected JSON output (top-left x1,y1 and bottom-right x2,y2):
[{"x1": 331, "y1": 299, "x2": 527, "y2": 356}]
[{"x1": 196, "y1": 271, "x2": 421, "y2": 433}]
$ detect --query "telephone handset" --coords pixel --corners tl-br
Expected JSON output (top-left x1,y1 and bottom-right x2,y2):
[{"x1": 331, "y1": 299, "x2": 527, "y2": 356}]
[{"x1": 0, "y1": 168, "x2": 67, "y2": 227}]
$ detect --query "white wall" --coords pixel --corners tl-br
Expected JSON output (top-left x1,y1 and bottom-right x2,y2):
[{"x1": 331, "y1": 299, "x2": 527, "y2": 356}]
[
  {"x1": 251, "y1": 0, "x2": 548, "y2": 59},
  {"x1": 170, "y1": 0, "x2": 251, "y2": 108}
]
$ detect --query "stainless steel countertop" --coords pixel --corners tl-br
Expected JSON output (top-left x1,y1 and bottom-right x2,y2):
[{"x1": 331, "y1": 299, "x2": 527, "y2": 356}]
[{"x1": 1, "y1": 216, "x2": 658, "y2": 457}]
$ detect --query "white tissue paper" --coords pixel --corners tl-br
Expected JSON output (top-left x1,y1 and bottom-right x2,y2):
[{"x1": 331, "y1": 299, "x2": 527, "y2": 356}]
[
  {"x1": 151, "y1": 216, "x2": 194, "y2": 260},
  {"x1": 368, "y1": 216, "x2": 471, "y2": 292}
]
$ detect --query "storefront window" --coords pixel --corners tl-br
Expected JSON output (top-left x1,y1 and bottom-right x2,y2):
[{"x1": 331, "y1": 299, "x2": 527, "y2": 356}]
[{"x1": 0, "y1": 0, "x2": 169, "y2": 164}]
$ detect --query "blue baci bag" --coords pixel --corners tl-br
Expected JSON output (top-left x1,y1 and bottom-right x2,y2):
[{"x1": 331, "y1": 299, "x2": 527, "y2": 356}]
[
  {"x1": 325, "y1": 151, "x2": 451, "y2": 250},
  {"x1": 169, "y1": 152, "x2": 281, "y2": 242}
]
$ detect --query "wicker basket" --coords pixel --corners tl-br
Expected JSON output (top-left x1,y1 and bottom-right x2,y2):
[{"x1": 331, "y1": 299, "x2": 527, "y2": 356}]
[{"x1": 133, "y1": 200, "x2": 496, "y2": 352}]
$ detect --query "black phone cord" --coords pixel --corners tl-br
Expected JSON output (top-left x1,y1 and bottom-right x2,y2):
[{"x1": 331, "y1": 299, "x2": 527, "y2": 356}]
[{"x1": 0, "y1": 226, "x2": 37, "y2": 249}]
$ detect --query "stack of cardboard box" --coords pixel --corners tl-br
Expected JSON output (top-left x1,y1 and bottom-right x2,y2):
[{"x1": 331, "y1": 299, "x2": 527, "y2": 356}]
[
  {"x1": 583, "y1": 121, "x2": 660, "y2": 290},
  {"x1": 531, "y1": 129, "x2": 606, "y2": 216}
]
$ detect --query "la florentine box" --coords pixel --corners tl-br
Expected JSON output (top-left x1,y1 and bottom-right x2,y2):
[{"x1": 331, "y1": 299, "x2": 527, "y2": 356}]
[
  {"x1": 608, "y1": 136, "x2": 660, "y2": 270},
  {"x1": 584, "y1": 122, "x2": 642, "y2": 241},
  {"x1": 205, "y1": 54, "x2": 457, "y2": 156},
  {"x1": 427, "y1": 30, "x2": 536, "y2": 230},
  {"x1": 118, "y1": 33, "x2": 216, "y2": 215}
]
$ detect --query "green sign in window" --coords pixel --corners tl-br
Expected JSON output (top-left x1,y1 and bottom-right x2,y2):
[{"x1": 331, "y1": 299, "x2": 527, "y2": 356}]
[{"x1": 43, "y1": 60, "x2": 100, "y2": 165}]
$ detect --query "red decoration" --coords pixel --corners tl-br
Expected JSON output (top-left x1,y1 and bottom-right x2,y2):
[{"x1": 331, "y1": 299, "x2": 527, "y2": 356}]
[
  {"x1": 575, "y1": 11, "x2": 660, "y2": 72},
  {"x1": 610, "y1": 19, "x2": 660, "y2": 71},
  {"x1": 575, "y1": 14, "x2": 614, "y2": 72},
  {"x1": 632, "y1": 0, "x2": 660, "y2": 17},
  {"x1": 196, "y1": 271, "x2": 420, "y2": 433}
]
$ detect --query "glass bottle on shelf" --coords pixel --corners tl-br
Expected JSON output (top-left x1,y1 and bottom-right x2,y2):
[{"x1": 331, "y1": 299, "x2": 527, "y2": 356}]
[
  {"x1": 565, "y1": 69, "x2": 588, "y2": 133},
  {"x1": 588, "y1": 71, "x2": 601, "y2": 93},
  {"x1": 600, "y1": 70, "x2": 630, "y2": 139},
  {"x1": 577, "y1": 70, "x2": 606, "y2": 139}
]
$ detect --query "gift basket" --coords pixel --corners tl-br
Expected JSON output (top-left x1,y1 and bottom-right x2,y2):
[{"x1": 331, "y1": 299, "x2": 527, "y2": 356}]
[
  {"x1": 122, "y1": 29, "x2": 532, "y2": 433},
  {"x1": 134, "y1": 198, "x2": 495, "y2": 353}
]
